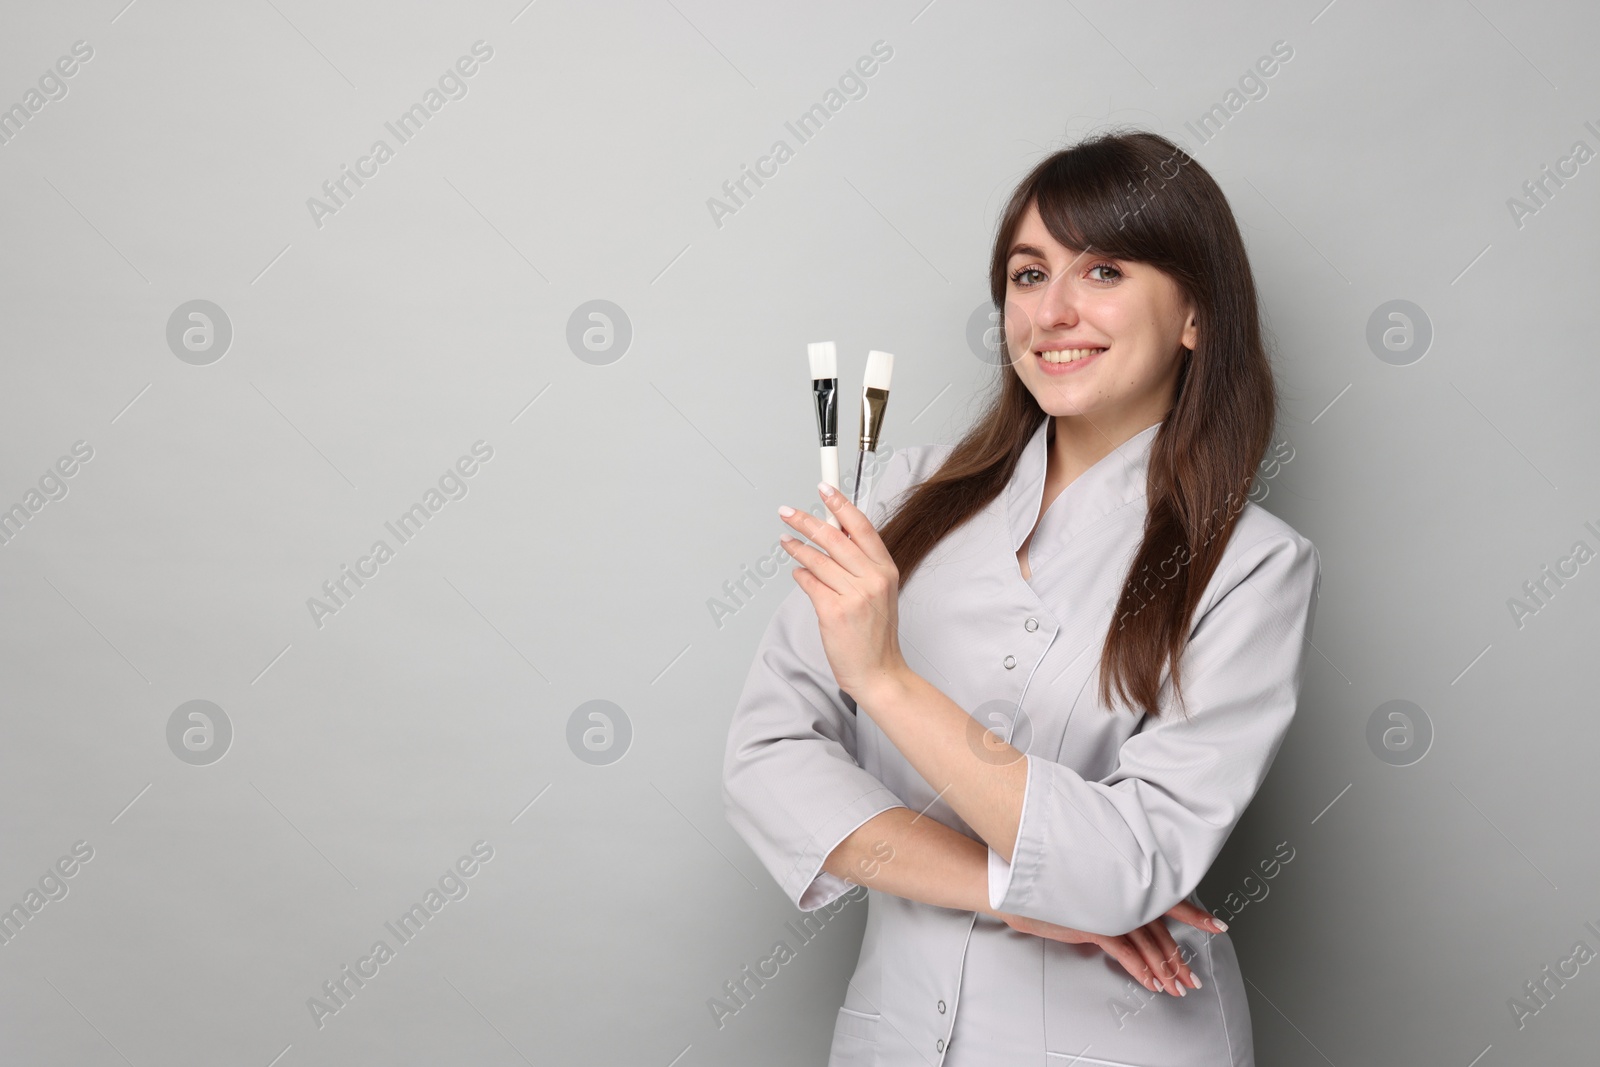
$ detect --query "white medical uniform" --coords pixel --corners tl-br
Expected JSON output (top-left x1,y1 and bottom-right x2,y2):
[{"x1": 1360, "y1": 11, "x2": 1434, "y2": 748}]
[{"x1": 724, "y1": 416, "x2": 1321, "y2": 1066}]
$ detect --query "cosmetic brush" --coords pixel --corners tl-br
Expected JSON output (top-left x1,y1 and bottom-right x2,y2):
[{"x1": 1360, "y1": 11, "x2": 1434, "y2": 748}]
[
  {"x1": 808, "y1": 342, "x2": 843, "y2": 530},
  {"x1": 852, "y1": 349, "x2": 894, "y2": 510}
]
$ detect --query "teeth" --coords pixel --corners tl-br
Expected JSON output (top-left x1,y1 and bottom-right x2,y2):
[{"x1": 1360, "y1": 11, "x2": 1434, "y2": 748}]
[{"x1": 1038, "y1": 347, "x2": 1105, "y2": 364}]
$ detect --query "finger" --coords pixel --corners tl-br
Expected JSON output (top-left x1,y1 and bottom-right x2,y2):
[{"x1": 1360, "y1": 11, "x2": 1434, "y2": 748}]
[
  {"x1": 777, "y1": 510, "x2": 895, "y2": 618},
  {"x1": 777, "y1": 504, "x2": 872, "y2": 581},
  {"x1": 777, "y1": 531, "x2": 853, "y2": 597},
  {"x1": 1126, "y1": 926, "x2": 1183, "y2": 996},
  {"x1": 776, "y1": 511, "x2": 864, "y2": 599},
  {"x1": 786, "y1": 553, "x2": 893, "y2": 650},
  {"x1": 1166, "y1": 899, "x2": 1228, "y2": 935},
  {"x1": 1094, "y1": 936, "x2": 1160, "y2": 994},
  {"x1": 1123, "y1": 926, "x2": 1173, "y2": 995},
  {"x1": 788, "y1": 564, "x2": 833, "y2": 604},
  {"x1": 816, "y1": 481, "x2": 895, "y2": 569},
  {"x1": 1143, "y1": 919, "x2": 1200, "y2": 991}
]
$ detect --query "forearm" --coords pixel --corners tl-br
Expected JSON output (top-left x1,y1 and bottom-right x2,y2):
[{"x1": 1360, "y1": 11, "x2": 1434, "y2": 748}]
[
  {"x1": 820, "y1": 805, "x2": 999, "y2": 916},
  {"x1": 855, "y1": 667, "x2": 1028, "y2": 862}
]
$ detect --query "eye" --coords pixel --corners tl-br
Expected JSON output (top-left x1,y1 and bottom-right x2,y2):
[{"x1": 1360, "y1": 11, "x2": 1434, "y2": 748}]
[
  {"x1": 1087, "y1": 262, "x2": 1123, "y2": 282},
  {"x1": 1009, "y1": 265, "x2": 1046, "y2": 287}
]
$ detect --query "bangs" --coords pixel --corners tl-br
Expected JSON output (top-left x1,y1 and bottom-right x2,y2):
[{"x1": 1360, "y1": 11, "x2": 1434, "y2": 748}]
[{"x1": 1029, "y1": 148, "x2": 1182, "y2": 266}]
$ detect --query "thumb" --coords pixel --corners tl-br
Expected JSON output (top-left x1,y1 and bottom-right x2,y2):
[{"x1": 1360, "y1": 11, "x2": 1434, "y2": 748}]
[{"x1": 1164, "y1": 899, "x2": 1228, "y2": 933}]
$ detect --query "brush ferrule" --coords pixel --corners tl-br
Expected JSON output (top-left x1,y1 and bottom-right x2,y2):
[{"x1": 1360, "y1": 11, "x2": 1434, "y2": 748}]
[
  {"x1": 857, "y1": 385, "x2": 890, "y2": 452},
  {"x1": 813, "y1": 379, "x2": 838, "y2": 446}
]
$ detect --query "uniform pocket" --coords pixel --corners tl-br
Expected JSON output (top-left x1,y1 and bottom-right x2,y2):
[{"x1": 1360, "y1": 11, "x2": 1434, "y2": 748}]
[
  {"x1": 828, "y1": 1005, "x2": 880, "y2": 1065},
  {"x1": 1042, "y1": 923, "x2": 1234, "y2": 1067},
  {"x1": 1044, "y1": 1052, "x2": 1152, "y2": 1066}
]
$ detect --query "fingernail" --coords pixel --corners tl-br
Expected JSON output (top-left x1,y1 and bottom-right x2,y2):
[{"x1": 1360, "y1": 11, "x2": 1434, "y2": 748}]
[
  {"x1": 818, "y1": 481, "x2": 836, "y2": 499},
  {"x1": 778, "y1": 505, "x2": 796, "y2": 518},
  {"x1": 1212, "y1": 919, "x2": 1228, "y2": 932},
  {"x1": 1189, "y1": 973, "x2": 1203, "y2": 990},
  {"x1": 1177, "y1": 983, "x2": 1187, "y2": 997}
]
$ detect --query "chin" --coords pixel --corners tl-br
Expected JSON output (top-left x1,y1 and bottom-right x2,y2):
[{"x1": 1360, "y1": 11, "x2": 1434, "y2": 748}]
[{"x1": 1026, "y1": 388, "x2": 1094, "y2": 417}]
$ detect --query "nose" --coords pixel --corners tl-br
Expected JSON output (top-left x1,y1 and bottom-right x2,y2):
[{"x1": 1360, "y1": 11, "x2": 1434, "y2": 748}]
[{"x1": 1032, "y1": 268, "x2": 1080, "y2": 334}]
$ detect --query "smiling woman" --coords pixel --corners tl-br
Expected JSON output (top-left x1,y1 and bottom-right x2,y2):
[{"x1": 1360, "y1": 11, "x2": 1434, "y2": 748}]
[{"x1": 725, "y1": 128, "x2": 1320, "y2": 1067}]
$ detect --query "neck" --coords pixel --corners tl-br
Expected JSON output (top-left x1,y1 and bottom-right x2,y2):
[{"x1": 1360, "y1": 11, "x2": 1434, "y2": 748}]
[{"x1": 1048, "y1": 411, "x2": 1164, "y2": 486}]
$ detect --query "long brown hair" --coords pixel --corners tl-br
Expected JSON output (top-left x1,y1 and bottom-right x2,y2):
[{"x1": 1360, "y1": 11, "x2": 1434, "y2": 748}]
[{"x1": 879, "y1": 128, "x2": 1276, "y2": 720}]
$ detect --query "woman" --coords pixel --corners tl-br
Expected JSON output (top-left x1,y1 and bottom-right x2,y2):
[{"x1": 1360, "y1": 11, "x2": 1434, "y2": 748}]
[{"x1": 723, "y1": 128, "x2": 1321, "y2": 1066}]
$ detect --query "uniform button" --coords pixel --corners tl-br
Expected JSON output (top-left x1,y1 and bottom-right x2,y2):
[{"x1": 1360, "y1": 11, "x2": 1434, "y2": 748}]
[
  {"x1": 1003, "y1": 655, "x2": 1016, "y2": 669},
  {"x1": 1024, "y1": 617, "x2": 1038, "y2": 631},
  {"x1": 938, "y1": 999, "x2": 946, "y2": 1013},
  {"x1": 936, "y1": 1038, "x2": 945, "y2": 1052}
]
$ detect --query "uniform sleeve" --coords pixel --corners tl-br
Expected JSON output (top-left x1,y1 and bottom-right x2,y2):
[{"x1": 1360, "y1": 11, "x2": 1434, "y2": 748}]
[
  {"x1": 722, "y1": 584, "x2": 909, "y2": 911},
  {"x1": 721, "y1": 448, "x2": 924, "y2": 913},
  {"x1": 986, "y1": 532, "x2": 1322, "y2": 936}
]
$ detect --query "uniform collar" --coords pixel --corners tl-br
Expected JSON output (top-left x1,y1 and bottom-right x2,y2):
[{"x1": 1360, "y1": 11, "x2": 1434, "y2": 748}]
[{"x1": 1005, "y1": 417, "x2": 1162, "y2": 554}]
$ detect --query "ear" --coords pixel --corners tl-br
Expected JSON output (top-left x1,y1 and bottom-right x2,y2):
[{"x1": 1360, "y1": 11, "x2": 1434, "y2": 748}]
[{"x1": 1180, "y1": 304, "x2": 1199, "y2": 352}]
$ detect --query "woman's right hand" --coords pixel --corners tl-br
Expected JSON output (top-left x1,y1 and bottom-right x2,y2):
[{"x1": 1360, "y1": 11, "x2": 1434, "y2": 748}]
[{"x1": 994, "y1": 901, "x2": 1225, "y2": 996}]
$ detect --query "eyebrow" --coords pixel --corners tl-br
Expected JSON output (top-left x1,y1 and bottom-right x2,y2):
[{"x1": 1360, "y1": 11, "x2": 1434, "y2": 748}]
[{"x1": 1007, "y1": 241, "x2": 1099, "y2": 262}]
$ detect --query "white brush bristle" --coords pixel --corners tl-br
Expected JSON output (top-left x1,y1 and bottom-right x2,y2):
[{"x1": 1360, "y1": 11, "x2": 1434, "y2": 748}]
[
  {"x1": 864, "y1": 350, "x2": 894, "y2": 390},
  {"x1": 808, "y1": 341, "x2": 837, "y2": 379}
]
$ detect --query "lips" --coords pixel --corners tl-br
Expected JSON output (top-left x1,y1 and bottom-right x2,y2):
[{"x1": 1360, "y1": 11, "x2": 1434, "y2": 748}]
[
  {"x1": 1034, "y1": 346, "x2": 1106, "y2": 373},
  {"x1": 1037, "y1": 347, "x2": 1104, "y2": 363}
]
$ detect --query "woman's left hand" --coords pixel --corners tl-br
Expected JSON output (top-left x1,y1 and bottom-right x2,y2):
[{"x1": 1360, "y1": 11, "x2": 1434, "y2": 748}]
[
  {"x1": 778, "y1": 482, "x2": 908, "y2": 701},
  {"x1": 996, "y1": 905, "x2": 1216, "y2": 996}
]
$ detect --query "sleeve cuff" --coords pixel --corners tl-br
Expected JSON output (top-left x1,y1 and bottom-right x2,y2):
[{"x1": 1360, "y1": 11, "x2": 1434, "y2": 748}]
[
  {"x1": 987, "y1": 753, "x2": 1035, "y2": 912},
  {"x1": 797, "y1": 870, "x2": 857, "y2": 911},
  {"x1": 789, "y1": 787, "x2": 907, "y2": 911}
]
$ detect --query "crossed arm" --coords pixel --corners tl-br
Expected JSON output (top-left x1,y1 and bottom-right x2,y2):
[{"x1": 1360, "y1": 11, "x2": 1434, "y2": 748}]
[
  {"x1": 820, "y1": 802, "x2": 1210, "y2": 997},
  {"x1": 815, "y1": 663, "x2": 1028, "y2": 911},
  {"x1": 726, "y1": 507, "x2": 1319, "y2": 998},
  {"x1": 815, "y1": 650, "x2": 1215, "y2": 997},
  {"x1": 821, "y1": 804, "x2": 992, "y2": 914}
]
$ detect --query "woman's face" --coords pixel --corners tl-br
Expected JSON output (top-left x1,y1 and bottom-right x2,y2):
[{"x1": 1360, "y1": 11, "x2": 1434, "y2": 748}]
[{"x1": 1003, "y1": 199, "x2": 1198, "y2": 434}]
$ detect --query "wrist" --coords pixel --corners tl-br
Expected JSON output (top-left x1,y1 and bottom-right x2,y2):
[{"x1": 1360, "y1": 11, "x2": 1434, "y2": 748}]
[{"x1": 853, "y1": 660, "x2": 916, "y2": 714}]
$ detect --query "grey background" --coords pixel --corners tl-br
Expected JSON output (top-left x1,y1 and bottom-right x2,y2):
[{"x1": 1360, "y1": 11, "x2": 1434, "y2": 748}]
[{"x1": 1, "y1": 0, "x2": 1597, "y2": 1064}]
